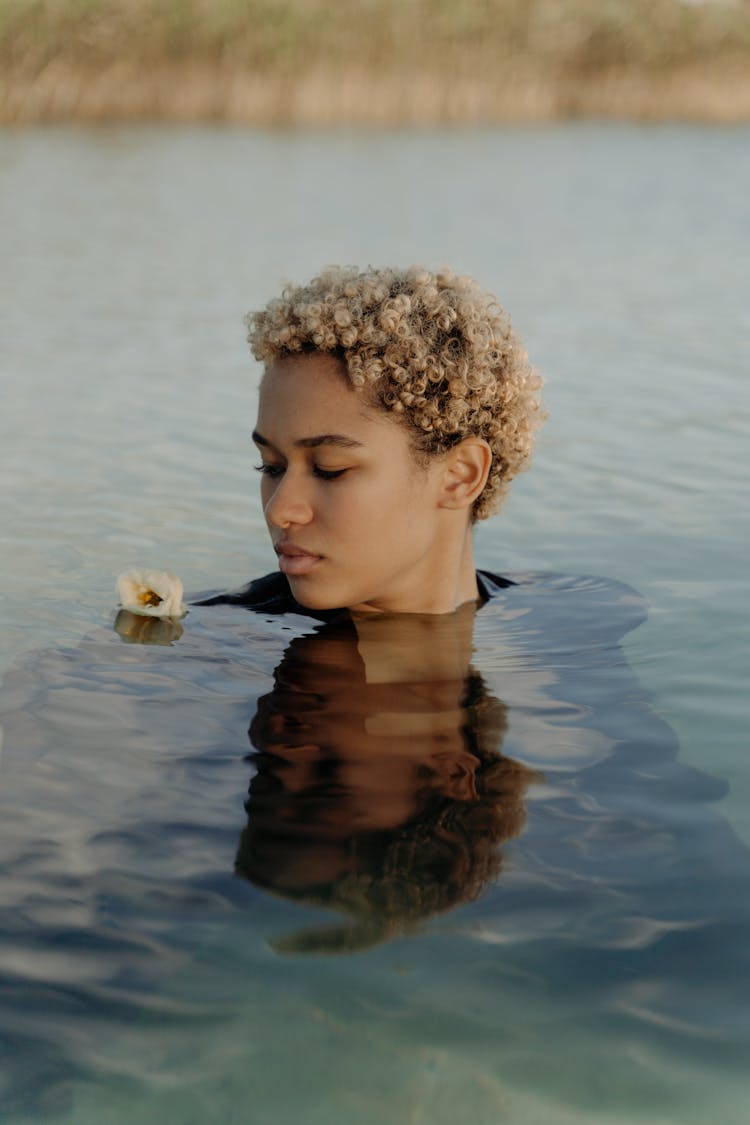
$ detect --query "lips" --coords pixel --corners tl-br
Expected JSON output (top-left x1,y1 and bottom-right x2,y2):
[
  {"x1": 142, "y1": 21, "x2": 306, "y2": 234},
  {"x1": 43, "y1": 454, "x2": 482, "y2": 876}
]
[{"x1": 275, "y1": 541, "x2": 323, "y2": 577}]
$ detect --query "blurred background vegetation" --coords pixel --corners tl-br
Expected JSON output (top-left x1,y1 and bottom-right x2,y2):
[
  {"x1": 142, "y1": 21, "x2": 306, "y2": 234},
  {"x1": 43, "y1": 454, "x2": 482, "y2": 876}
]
[{"x1": 2, "y1": 0, "x2": 749, "y2": 122}]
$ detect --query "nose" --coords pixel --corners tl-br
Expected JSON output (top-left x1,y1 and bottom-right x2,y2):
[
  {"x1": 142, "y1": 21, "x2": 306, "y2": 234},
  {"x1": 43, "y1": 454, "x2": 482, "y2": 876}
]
[{"x1": 262, "y1": 469, "x2": 314, "y2": 529}]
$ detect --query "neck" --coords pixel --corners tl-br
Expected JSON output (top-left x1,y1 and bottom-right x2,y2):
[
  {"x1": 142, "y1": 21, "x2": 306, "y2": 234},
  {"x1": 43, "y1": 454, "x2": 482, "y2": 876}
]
[
  {"x1": 421, "y1": 518, "x2": 479, "y2": 614},
  {"x1": 350, "y1": 519, "x2": 479, "y2": 617},
  {"x1": 453, "y1": 525, "x2": 480, "y2": 609}
]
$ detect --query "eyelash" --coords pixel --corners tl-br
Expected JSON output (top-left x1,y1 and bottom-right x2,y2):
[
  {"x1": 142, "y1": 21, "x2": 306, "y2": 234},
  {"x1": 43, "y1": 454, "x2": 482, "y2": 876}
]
[{"x1": 254, "y1": 464, "x2": 347, "y2": 482}]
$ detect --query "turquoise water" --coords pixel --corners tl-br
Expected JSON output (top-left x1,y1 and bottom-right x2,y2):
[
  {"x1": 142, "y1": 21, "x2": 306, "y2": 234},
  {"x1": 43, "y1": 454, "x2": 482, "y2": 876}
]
[{"x1": 1, "y1": 124, "x2": 748, "y2": 1122}]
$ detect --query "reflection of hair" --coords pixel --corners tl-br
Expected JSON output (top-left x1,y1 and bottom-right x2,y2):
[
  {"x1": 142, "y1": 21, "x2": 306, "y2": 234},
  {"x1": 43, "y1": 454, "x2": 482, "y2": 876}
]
[
  {"x1": 246, "y1": 266, "x2": 544, "y2": 518},
  {"x1": 236, "y1": 666, "x2": 540, "y2": 954}
]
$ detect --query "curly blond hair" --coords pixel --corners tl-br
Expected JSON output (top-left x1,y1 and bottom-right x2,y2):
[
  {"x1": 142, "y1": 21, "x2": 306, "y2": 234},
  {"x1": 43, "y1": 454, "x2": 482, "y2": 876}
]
[{"x1": 247, "y1": 265, "x2": 544, "y2": 519}]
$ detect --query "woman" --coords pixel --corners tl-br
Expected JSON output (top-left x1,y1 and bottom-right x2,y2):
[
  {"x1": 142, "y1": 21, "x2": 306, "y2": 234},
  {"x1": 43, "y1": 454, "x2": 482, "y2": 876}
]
[{"x1": 198, "y1": 265, "x2": 544, "y2": 619}]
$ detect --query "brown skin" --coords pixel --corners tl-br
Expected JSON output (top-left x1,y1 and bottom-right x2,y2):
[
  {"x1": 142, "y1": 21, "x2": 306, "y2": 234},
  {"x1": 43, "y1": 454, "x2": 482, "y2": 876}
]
[{"x1": 253, "y1": 353, "x2": 492, "y2": 615}]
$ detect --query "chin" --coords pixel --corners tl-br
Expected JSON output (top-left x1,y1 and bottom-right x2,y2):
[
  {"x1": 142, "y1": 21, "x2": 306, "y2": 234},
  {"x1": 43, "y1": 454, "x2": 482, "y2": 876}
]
[{"x1": 288, "y1": 578, "x2": 345, "y2": 612}]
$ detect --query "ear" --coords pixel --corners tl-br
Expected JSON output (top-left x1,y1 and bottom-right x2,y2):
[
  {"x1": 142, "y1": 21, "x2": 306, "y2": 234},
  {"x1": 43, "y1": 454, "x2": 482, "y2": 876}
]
[
  {"x1": 437, "y1": 438, "x2": 492, "y2": 512},
  {"x1": 433, "y1": 750, "x2": 479, "y2": 802}
]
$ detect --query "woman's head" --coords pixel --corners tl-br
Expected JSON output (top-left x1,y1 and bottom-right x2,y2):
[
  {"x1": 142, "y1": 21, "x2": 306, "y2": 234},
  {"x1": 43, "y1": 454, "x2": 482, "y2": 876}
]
[{"x1": 247, "y1": 265, "x2": 544, "y2": 521}]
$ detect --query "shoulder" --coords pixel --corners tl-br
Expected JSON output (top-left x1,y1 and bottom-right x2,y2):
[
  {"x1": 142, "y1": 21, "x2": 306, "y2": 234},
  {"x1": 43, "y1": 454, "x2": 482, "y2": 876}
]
[
  {"x1": 191, "y1": 571, "x2": 299, "y2": 613},
  {"x1": 476, "y1": 569, "x2": 516, "y2": 598},
  {"x1": 477, "y1": 568, "x2": 648, "y2": 644},
  {"x1": 191, "y1": 572, "x2": 343, "y2": 622}
]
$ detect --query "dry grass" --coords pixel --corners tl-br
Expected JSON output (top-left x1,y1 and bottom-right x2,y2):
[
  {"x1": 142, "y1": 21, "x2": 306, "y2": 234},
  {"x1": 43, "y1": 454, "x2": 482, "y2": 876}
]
[{"x1": 2, "y1": 0, "x2": 750, "y2": 124}]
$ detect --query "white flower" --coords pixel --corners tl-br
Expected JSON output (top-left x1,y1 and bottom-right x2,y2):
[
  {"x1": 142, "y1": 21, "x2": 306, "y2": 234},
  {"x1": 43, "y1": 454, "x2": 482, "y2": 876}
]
[{"x1": 116, "y1": 569, "x2": 186, "y2": 618}]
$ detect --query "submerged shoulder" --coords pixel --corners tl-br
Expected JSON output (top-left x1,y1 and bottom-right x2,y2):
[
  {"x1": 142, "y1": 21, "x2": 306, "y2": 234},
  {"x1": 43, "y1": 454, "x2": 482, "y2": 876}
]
[
  {"x1": 478, "y1": 568, "x2": 648, "y2": 643},
  {"x1": 193, "y1": 567, "x2": 646, "y2": 640},
  {"x1": 192, "y1": 571, "x2": 297, "y2": 612}
]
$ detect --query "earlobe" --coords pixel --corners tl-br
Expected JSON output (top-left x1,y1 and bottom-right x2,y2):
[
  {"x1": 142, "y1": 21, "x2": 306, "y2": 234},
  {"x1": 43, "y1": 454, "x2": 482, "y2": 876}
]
[{"x1": 438, "y1": 439, "x2": 492, "y2": 511}]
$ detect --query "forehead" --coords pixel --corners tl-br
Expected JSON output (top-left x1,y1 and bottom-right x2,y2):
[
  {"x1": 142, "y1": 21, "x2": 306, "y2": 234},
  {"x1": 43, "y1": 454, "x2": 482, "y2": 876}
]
[
  {"x1": 261, "y1": 352, "x2": 351, "y2": 396},
  {"x1": 257, "y1": 353, "x2": 383, "y2": 437}
]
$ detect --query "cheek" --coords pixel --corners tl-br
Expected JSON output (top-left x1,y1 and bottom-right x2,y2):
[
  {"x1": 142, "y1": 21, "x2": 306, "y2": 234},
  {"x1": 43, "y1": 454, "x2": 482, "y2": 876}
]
[
  {"x1": 343, "y1": 477, "x2": 410, "y2": 534},
  {"x1": 355, "y1": 475, "x2": 427, "y2": 540}
]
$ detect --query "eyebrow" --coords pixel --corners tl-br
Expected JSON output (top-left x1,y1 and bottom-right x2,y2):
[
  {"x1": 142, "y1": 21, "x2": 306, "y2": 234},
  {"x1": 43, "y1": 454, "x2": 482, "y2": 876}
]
[{"x1": 252, "y1": 429, "x2": 364, "y2": 450}]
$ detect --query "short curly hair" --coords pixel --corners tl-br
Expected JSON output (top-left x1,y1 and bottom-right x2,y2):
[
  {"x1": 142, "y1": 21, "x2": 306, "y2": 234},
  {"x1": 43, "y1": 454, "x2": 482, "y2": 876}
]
[{"x1": 247, "y1": 265, "x2": 544, "y2": 519}]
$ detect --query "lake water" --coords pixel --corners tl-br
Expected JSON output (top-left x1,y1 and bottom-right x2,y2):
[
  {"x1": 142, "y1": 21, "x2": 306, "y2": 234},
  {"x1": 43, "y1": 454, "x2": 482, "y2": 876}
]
[{"x1": 0, "y1": 124, "x2": 748, "y2": 1122}]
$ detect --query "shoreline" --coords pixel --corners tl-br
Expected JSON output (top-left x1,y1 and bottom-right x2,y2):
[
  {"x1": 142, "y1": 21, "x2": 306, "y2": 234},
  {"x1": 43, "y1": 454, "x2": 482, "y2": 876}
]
[{"x1": 4, "y1": 62, "x2": 750, "y2": 126}]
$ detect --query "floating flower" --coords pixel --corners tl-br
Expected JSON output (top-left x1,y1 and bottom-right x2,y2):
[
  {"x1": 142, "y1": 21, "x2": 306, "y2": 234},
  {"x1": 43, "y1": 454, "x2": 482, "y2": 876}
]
[{"x1": 116, "y1": 569, "x2": 186, "y2": 618}]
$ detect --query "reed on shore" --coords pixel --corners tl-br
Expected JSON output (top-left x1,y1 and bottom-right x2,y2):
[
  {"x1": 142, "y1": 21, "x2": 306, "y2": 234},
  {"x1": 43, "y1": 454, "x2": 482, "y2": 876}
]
[{"x1": 2, "y1": 0, "x2": 750, "y2": 124}]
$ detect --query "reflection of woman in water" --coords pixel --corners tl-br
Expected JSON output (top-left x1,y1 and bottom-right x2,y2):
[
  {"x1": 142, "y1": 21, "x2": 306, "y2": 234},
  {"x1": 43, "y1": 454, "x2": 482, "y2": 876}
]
[
  {"x1": 198, "y1": 265, "x2": 544, "y2": 619},
  {"x1": 235, "y1": 611, "x2": 539, "y2": 953}
]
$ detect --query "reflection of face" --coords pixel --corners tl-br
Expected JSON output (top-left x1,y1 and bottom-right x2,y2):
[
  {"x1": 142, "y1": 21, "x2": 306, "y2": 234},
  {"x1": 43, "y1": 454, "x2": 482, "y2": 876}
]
[
  {"x1": 248, "y1": 633, "x2": 477, "y2": 845},
  {"x1": 254, "y1": 354, "x2": 451, "y2": 614},
  {"x1": 235, "y1": 615, "x2": 541, "y2": 957},
  {"x1": 236, "y1": 620, "x2": 537, "y2": 933}
]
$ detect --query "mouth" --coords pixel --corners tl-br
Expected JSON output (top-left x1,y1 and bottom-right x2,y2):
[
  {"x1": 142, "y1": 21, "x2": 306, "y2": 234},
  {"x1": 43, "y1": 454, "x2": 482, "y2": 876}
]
[{"x1": 274, "y1": 542, "x2": 323, "y2": 577}]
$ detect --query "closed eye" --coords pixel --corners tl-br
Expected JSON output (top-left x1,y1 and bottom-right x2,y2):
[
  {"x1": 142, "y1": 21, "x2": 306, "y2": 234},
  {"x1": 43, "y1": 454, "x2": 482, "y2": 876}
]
[
  {"x1": 255, "y1": 463, "x2": 285, "y2": 478},
  {"x1": 254, "y1": 463, "x2": 347, "y2": 482},
  {"x1": 313, "y1": 466, "x2": 347, "y2": 481}
]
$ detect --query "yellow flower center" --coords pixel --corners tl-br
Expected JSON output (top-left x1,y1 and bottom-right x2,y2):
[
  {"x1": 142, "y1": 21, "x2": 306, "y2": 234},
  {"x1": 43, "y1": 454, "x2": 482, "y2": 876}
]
[{"x1": 139, "y1": 587, "x2": 163, "y2": 607}]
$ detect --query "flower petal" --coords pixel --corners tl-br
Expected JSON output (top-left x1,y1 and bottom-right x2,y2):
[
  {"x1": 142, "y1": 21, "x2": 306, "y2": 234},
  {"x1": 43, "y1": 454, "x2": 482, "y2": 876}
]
[{"x1": 116, "y1": 569, "x2": 186, "y2": 618}]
